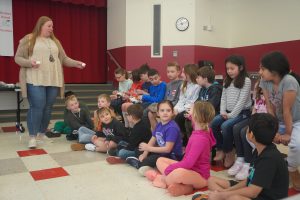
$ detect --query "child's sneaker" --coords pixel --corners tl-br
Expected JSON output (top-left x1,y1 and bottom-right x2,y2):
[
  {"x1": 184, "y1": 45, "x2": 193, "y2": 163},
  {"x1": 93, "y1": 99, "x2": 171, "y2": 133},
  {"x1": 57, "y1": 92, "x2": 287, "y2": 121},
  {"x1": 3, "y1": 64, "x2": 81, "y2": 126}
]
[
  {"x1": 45, "y1": 131, "x2": 61, "y2": 138},
  {"x1": 72, "y1": 130, "x2": 78, "y2": 135},
  {"x1": 126, "y1": 157, "x2": 140, "y2": 169},
  {"x1": 85, "y1": 143, "x2": 96, "y2": 151},
  {"x1": 106, "y1": 156, "x2": 125, "y2": 164},
  {"x1": 138, "y1": 166, "x2": 154, "y2": 176},
  {"x1": 228, "y1": 161, "x2": 243, "y2": 176},
  {"x1": 192, "y1": 192, "x2": 208, "y2": 200},
  {"x1": 235, "y1": 163, "x2": 250, "y2": 181},
  {"x1": 71, "y1": 143, "x2": 85, "y2": 151}
]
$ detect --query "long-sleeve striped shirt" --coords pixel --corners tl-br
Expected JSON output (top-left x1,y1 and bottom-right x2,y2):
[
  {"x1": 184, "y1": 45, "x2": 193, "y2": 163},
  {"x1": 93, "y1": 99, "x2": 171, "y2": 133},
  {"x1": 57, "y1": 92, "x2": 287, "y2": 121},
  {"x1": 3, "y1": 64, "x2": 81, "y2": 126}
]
[
  {"x1": 220, "y1": 77, "x2": 252, "y2": 118},
  {"x1": 174, "y1": 82, "x2": 200, "y2": 113}
]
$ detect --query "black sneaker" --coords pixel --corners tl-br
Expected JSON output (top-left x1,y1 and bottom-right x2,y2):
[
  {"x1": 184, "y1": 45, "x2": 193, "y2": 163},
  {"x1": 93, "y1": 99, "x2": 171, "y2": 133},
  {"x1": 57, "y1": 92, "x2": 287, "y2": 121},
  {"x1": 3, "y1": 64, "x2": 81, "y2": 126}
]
[
  {"x1": 45, "y1": 131, "x2": 61, "y2": 138},
  {"x1": 126, "y1": 157, "x2": 140, "y2": 169},
  {"x1": 66, "y1": 134, "x2": 78, "y2": 141}
]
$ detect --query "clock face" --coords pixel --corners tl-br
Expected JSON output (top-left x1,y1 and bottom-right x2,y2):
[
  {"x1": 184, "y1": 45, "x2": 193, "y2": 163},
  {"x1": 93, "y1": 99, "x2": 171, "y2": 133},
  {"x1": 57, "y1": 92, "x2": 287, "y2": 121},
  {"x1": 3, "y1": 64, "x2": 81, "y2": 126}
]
[{"x1": 176, "y1": 17, "x2": 189, "y2": 31}]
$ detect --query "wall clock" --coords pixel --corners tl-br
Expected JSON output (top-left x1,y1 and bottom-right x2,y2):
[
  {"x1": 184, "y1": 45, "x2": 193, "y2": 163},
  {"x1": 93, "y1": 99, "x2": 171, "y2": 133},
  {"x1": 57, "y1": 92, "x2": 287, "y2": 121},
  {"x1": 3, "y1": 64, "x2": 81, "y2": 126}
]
[{"x1": 176, "y1": 17, "x2": 189, "y2": 31}]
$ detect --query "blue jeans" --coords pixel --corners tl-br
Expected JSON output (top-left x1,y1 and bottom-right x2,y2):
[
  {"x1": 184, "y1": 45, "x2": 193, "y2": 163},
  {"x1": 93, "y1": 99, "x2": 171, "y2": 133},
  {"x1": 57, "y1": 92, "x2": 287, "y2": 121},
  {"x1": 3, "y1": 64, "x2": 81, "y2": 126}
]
[
  {"x1": 78, "y1": 126, "x2": 95, "y2": 143},
  {"x1": 26, "y1": 84, "x2": 59, "y2": 136},
  {"x1": 211, "y1": 110, "x2": 251, "y2": 152},
  {"x1": 116, "y1": 141, "x2": 136, "y2": 159}
]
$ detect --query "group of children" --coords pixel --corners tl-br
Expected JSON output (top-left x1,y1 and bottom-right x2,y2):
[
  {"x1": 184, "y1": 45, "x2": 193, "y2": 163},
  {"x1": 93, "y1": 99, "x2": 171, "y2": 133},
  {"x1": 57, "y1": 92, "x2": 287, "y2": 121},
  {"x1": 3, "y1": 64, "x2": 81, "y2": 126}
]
[{"x1": 49, "y1": 51, "x2": 300, "y2": 199}]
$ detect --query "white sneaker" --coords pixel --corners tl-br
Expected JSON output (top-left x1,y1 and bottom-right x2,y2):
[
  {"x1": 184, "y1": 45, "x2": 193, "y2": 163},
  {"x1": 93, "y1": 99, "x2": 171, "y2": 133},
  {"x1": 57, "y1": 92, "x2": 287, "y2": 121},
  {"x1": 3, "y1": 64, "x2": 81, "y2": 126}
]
[
  {"x1": 235, "y1": 164, "x2": 250, "y2": 180},
  {"x1": 85, "y1": 143, "x2": 96, "y2": 151},
  {"x1": 28, "y1": 137, "x2": 37, "y2": 149},
  {"x1": 228, "y1": 161, "x2": 243, "y2": 176}
]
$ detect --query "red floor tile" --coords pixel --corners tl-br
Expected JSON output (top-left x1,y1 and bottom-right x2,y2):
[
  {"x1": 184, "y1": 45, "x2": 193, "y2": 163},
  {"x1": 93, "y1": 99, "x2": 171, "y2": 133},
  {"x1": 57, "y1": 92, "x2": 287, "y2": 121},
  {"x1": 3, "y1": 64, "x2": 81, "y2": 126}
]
[
  {"x1": 30, "y1": 167, "x2": 69, "y2": 181},
  {"x1": 288, "y1": 188, "x2": 300, "y2": 196},
  {"x1": 2, "y1": 126, "x2": 17, "y2": 132},
  {"x1": 17, "y1": 149, "x2": 48, "y2": 157}
]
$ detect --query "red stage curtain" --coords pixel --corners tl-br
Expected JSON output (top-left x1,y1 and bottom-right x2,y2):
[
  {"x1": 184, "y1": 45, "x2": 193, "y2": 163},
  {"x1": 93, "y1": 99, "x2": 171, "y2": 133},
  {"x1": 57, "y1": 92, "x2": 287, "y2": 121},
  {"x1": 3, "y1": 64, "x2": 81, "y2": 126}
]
[
  {"x1": 51, "y1": 0, "x2": 106, "y2": 8},
  {"x1": 0, "y1": 0, "x2": 107, "y2": 83}
]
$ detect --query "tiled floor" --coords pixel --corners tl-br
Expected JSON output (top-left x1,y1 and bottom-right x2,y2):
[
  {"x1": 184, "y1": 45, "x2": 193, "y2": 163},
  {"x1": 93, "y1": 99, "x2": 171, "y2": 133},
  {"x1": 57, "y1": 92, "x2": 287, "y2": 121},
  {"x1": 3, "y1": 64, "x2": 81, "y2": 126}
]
[{"x1": 0, "y1": 121, "x2": 299, "y2": 200}]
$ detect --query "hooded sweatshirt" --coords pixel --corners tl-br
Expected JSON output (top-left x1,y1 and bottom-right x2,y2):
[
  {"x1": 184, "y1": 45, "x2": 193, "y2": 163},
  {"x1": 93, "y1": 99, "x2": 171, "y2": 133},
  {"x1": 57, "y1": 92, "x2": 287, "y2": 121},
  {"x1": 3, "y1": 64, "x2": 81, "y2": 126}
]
[{"x1": 164, "y1": 128, "x2": 216, "y2": 179}]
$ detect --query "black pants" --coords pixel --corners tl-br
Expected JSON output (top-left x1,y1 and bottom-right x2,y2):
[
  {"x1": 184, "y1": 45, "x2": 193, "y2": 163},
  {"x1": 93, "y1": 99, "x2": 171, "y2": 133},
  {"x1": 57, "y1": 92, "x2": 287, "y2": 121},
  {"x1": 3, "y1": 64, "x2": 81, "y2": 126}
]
[{"x1": 175, "y1": 111, "x2": 188, "y2": 146}]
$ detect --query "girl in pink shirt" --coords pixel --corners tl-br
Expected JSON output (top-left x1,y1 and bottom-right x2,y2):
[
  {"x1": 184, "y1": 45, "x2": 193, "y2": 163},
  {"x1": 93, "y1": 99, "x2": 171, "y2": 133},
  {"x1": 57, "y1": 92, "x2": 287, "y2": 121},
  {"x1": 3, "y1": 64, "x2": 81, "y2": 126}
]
[{"x1": 145, "y1": 101, "x2": 216, "y2": 196}]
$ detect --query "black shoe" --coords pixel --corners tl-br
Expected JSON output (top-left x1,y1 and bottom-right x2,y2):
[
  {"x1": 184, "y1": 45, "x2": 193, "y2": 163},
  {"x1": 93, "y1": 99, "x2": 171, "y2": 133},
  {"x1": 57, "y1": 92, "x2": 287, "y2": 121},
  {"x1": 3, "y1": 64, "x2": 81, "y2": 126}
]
[
  {"x1": 45, "y1": 131, "x2": 61, "y2": 138},
  {"x1": 126, "y1": 156, "x2": 140, "y2": 169},
  {"x1": 66, "y1": 134, "x2": 78, "y2": 141}
]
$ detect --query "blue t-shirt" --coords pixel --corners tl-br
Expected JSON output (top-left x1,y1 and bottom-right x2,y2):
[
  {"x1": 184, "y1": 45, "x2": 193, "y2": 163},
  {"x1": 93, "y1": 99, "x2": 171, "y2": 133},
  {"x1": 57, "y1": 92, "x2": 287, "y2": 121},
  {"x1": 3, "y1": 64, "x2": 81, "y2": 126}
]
[{"x1": 152, "y1": 120, "x2": 182, "y2": 158}]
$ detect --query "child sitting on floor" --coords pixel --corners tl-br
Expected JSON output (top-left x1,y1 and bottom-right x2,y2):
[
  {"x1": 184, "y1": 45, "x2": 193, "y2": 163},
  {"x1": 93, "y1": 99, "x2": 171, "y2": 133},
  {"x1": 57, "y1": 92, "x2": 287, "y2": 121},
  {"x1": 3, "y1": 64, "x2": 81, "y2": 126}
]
[
  {"x1": 64, "y1": 95, "x2": 94, "y2": 140},
  {"x1": 85, "y1": 107, "x2": 126, "y2": 154},
  {"x1": 145, "y1": 101, "x2": 216, "y2": 197},
  {"x1": 106, "y1": 104, "x2": 152, "y2": 164},
  {"x1": 70, "y1": 94, "x2": 115, "y2": 151},
  {"x1": 126, "y1": 100, "x2": 182, "y2": 175},
  {"x1": 207, "y1": 113, "x2": 289, "y2": 200}
]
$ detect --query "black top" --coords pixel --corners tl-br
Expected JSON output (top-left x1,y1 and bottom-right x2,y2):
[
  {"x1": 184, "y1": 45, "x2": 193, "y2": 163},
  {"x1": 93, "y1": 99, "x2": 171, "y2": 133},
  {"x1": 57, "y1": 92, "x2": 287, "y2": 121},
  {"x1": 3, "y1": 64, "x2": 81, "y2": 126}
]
[
  {"x1": 96, "y1": 118, "x2": 126, "y2": 144},
  {"x1": 125, "y1": 120, "x2": 152, "y2": 151},
  {"x1": 64, "y1": 102, "x2": 93, "y2": 130},
  {"x1": 197, "y1": 82, "x2": 222, "y2": 114},
  {"x1": 248, "y1": 144, "x2": 289, "y2": 200}
]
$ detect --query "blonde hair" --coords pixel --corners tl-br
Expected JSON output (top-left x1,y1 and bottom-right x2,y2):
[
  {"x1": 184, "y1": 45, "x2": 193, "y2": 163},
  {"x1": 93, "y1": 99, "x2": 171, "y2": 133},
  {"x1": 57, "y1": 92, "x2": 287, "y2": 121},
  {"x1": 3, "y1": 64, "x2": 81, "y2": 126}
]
[
  {"x1": 27, "y1": 16, "x2": 60, "y2": 56},
  {"x1": 97, "y1": 107, "x2": 113, "y2": 118},
  {"x1": 192, "y1": 101, "x2": 215, "y2": 131},
  {"x1": 97, "y1": 94, "x2": 111, "y2": 103},
  {"x1": 65, "y1": 95, "x2": 78, "y2": 107},
  {"x1": 94, "y1": 95, "x2": 114, "y2": 129}
]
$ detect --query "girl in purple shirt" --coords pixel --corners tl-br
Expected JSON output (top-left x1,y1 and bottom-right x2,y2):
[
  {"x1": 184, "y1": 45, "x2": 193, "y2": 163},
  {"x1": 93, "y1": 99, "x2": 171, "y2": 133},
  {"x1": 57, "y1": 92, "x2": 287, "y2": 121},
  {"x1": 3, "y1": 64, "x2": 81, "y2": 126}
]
[{"x1": 145, "y1": 101, "x2": 216, "y2": 196}]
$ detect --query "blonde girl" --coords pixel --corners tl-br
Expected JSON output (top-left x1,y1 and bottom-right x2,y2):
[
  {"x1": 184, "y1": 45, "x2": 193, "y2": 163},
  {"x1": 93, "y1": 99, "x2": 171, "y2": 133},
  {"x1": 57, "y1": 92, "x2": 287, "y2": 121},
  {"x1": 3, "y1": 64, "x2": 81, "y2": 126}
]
[
  {"x1": 86, "y1": 107, "x2": 126, "y2": 153},
  {"x1": 145, "y1": 101, "x2": 216, "y2": 196}
]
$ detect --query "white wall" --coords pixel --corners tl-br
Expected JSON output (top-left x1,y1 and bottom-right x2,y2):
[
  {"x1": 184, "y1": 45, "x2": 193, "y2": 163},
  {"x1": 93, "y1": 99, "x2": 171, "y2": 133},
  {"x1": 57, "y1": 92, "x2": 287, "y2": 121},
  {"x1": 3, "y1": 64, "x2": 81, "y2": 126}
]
[
  {"x1": 195, "y1": 0, "x2": 230, "y2": 48},
  {"x1": 107, "y1": 0, "x2": 300, "y2": 49},
  {"x1": 228, "y1": 0, "x2": 300, "y2": 47},
  {"x1": 107, "y1": 0, "x2": 126, "y2": 49},
  {"x1": 126, "y1": 0, "x2": 196, "y2": 46}
]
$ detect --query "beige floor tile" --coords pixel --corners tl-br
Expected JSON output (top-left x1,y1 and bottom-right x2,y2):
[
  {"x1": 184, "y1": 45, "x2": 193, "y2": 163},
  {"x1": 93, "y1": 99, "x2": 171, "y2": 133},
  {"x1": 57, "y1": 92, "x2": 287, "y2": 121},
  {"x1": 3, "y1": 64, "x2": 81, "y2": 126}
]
[
  {"x1": 0, "y1": 172, "x2": 45, "y2": 200},
  {"x1": 0, "y1": 157, "x2": 28, "y2": 175},
  {"x1": 21, "y1": 154, "x2": 60, "y2": 171}
]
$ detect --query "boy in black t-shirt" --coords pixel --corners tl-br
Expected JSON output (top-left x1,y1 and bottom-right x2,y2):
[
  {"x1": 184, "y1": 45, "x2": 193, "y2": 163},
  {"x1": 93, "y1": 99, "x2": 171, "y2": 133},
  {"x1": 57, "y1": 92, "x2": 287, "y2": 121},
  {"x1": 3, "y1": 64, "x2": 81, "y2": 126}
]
[
  {"x1": 106, "y1": 104, "x2": 152, "y2": 164},
  {"x1": 205, "y1": 113, "x2": 288, "y2": 200}
]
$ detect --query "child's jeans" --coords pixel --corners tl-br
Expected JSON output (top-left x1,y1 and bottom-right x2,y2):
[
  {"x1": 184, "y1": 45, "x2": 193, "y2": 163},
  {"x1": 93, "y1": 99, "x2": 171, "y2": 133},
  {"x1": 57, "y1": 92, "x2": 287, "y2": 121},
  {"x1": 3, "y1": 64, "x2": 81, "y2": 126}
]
[
  {"x1": 115, "y1": 141, "x2": 135, "y2": 160},
  {"x1": 285, "y1": 122, "x2": 300, "y2": 171},
  {"x1": 78, "y1": 126, "x2": 95, "y2": 144},
  {"x1": 211, "y1": 110, "x2": 251, "y2": 152}
]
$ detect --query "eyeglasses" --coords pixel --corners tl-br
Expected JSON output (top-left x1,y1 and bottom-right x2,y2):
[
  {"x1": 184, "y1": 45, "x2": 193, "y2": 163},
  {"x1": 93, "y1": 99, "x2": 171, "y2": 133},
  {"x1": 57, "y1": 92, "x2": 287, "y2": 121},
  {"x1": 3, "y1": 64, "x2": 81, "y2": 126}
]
[{"x1": 115, "y1": 75, "x2": 122, "y2": 79}]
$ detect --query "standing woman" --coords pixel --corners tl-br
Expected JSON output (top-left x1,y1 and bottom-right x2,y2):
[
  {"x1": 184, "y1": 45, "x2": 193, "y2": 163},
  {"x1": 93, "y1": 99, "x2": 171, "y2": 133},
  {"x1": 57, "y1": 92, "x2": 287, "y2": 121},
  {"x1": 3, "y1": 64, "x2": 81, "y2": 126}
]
[
  {"x1": 15, "y1": 16, "x2": 85, "y2": 149},
  {"x1": 259, "y1": 51, "x2": 300, "y2": 191}
]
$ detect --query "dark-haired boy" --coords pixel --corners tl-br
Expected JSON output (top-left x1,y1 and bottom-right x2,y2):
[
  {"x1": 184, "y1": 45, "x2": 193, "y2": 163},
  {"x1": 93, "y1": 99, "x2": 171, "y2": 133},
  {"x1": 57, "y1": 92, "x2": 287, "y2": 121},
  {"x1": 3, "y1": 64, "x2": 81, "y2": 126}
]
[
  {"x1": 138, "y1": 68, "x2": 166, "y2": 108},
  {"x1": 137, "y1": 63, "x2": 152, "y2": 95},
  {"x1": 185, "y1": 66, "x2": 222, "y2": 138},
  {"x1": 106, "y1": 104, "x2": 152, "y2": 164},
  {"x1": 205, "y1": 113, "x2": 288, "y2": 200}
]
